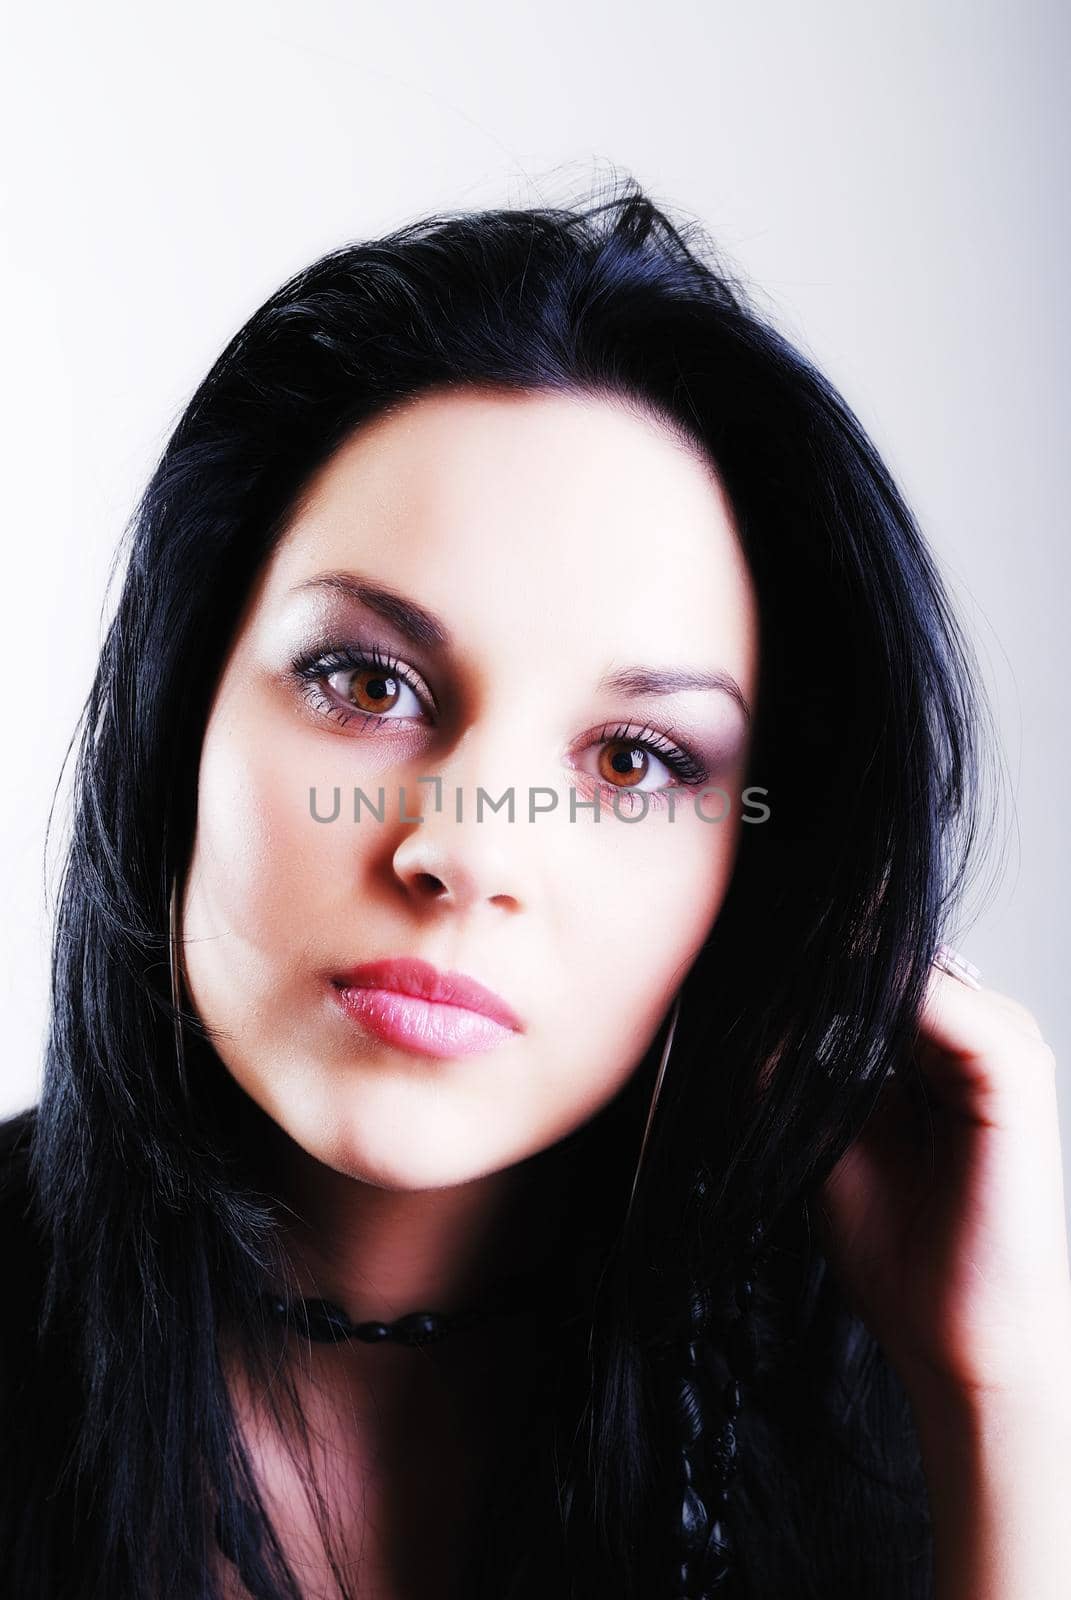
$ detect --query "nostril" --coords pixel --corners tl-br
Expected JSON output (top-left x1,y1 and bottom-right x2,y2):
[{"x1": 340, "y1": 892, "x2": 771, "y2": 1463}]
[{"x1": 415, "y1": 872, "x2": 447, "y2": 896}]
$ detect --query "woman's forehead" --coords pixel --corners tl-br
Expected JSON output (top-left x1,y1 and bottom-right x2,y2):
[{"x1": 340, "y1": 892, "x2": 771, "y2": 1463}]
[
  {"x1": 288, "y1": 385, "x2": 727, "y2": 529},
  {"x1": 260, "y1": 387, "x2": 758, "y2": 687}
]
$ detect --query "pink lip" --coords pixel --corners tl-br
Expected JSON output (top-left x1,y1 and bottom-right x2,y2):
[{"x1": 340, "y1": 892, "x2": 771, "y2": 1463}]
[{"x1": 328, "y1": 957, "x2": 524, "y2": 1060}]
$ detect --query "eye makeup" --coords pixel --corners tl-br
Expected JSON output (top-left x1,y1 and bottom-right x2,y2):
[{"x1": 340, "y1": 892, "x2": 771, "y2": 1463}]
[
  {"x1": 290, "y1": 638, "x2": 436, "y2": 731},
  {"x1": 284, "y1": 630, "x2": 741, "y2": 810}
]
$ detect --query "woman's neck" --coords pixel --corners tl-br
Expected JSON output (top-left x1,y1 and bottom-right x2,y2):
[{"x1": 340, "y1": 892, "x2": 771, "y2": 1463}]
[{"x1": 232, "y1": 1086, "x2": 582, "y2": 1329}]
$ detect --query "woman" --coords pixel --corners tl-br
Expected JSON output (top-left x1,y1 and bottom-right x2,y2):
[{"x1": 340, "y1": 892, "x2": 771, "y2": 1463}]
[{"x1": 2, "y1": 177, "x2": 1068, "y2": 1600}]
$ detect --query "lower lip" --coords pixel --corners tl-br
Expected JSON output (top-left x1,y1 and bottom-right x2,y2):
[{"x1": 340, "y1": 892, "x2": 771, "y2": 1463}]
[{"x1": 331, "y1": 985, "x2": 519, "y2": 1059}]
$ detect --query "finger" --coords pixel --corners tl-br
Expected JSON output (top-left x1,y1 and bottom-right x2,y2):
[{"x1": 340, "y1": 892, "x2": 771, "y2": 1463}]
[{"x1": 915, "y1": 963, "x2": 1057, "y2": 1114}]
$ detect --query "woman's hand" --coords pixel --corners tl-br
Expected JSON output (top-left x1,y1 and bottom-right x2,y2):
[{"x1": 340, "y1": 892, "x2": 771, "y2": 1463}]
[
  {"x1": 815, "y1": 957, "x2": 1071, "y2": 1402},
  {"x1": 815, "y1": 958, "x2": 1071, "y2": 1597}
]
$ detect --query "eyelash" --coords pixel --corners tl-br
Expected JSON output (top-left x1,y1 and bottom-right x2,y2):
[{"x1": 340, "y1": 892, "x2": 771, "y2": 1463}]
[
  {"x1": 287, "y1": 638, "x2": 710, "y2": 807},
  {"x1": 291, "y1": 640, "x2": 432, "y2": 732}
]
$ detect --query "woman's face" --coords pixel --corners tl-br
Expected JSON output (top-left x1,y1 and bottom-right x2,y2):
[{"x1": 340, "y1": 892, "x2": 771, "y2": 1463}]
[{"x1": 182, "y1": 387, "x2": 759, "y2": 1192}]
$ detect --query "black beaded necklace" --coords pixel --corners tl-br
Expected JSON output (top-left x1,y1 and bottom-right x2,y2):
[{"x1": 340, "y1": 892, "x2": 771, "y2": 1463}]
[{"x1": 261, "y1": 1264, "x2": 566, "y2": 1347}]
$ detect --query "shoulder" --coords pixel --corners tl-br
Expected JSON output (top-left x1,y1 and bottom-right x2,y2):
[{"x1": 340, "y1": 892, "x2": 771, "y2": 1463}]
[
  {"x1": 0, "y1": 1108, "x2": 87, "y2": 1585},
  {"x1": 0, "y1": 1106, "x2": 47, "y2": 1366},
  {"x1": 0, "y1": 1102, "x2": 36, "y2": 1166},
  {"x1": 0, "y1": 1104, "x2": 38, "y2": 1221},
  {"x1": 0, "y1": 1103, "x2": 39, "y2": 1229}
]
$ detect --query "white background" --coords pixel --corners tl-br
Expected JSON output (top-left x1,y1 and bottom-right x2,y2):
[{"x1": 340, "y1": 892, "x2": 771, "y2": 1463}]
[{"x1": 1, "y1": 2, "x2": 1067, "y2": 1212}]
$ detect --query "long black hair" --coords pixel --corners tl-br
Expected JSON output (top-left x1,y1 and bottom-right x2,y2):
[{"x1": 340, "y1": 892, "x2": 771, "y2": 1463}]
[{"x1": 0, "y1": 171, "x2": 1002, "y2": 1599}]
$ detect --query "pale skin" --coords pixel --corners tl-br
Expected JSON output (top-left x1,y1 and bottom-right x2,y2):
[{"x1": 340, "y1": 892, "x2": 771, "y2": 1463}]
[
  {"x1": 180, "y1": 387, "x2": 1071, "y2": 1597},
  {"x1": 183, "y1": 386, "x2": 761, "y2": 1596}
]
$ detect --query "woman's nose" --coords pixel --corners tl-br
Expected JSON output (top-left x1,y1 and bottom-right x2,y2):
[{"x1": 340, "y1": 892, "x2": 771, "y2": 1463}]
[
  {"x1": 387, "y1": 729, "x2": 544, "y2": 914},
  {"x1": 391, "y1": 825, "x2": 523, "y2": 913}
]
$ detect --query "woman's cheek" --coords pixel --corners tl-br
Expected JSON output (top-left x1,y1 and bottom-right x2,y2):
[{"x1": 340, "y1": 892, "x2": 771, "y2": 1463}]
[
  {"x1": 191, "y1": 713, "x2": 325, "y2": 937},
  {"x1": 562, "y1": 830, "x2": 732, "y2": 1048},
  {"x1": 588, "y1": 798, "x2": 741, "y2": 946}
]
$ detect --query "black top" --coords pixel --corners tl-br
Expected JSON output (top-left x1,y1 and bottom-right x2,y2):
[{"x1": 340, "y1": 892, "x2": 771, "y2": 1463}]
[
  {"x1": 0, "y1": 1105, "x2": 576, "y2": 1594},
  {"x1": 0, "y1": 1105, "x2": 42, "y2": 1367},
  {"x1": 0, "y1": 1106, "x2": 72, "y2": 1591},
  {"x1": 0, "y1": 1103, "x2": 938, "y2": 1598}
]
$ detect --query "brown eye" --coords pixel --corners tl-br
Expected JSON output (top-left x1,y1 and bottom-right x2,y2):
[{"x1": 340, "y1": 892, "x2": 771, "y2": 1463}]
[
  {"x1": 291, "y1": 640, "x2": 432, "y2": 731},
  {"x1": 340, "y1": 666, "x2": 403, "y2": 714},
  {"x1": 597, "y1": 740, "x2": 655, "y2": 790},
  {"x1": 322, "y1": 664, "x2": 423, "y2": 720},
  {"x1": 573, "y1": 721, "x2": 704, "y2": 799}
]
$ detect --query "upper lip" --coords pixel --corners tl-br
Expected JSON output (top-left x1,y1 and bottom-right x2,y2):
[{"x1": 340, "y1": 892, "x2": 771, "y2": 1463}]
[{"x1": 330, "y1": 957, "x2": 524, "y2": 1031}]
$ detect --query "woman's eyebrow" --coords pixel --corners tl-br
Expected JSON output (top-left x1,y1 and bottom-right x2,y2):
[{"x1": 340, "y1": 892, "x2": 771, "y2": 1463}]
[
  {"x1": 292, "y1": 570, "x2": 750, "y2": 724},
  {"x1": 600, "y1": 665, "x2": 752, "y2": 724},
  {"x1": 292, "y1": 571, "x2": 451, "y2": 650}
]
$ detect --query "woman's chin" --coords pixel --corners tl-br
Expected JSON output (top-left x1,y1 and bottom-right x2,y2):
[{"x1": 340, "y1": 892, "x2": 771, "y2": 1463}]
[{"x1": 302, "y1": 1118, "x2": 506, "y2": 1194}]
